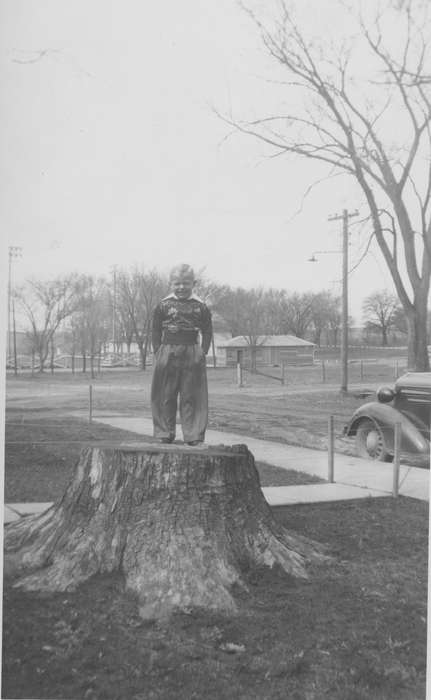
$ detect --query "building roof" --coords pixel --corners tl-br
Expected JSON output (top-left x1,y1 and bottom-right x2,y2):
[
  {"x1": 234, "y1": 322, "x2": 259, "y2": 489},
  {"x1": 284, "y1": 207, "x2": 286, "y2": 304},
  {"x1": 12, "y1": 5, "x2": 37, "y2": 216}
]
[{"x1": 218, "y1": 335, "x2": 315, "y2": 348}]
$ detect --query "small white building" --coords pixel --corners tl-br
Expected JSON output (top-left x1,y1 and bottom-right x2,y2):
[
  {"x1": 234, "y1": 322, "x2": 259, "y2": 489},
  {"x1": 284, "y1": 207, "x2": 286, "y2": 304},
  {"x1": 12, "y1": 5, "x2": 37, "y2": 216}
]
[{"x1": 218, "y1": 335, "x2": 315, "y2": 367}]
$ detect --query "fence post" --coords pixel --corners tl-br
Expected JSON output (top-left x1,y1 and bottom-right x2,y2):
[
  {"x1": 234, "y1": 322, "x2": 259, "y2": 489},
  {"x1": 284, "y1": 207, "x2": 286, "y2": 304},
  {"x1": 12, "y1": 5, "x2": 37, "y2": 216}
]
[
  {"x1": 89, "y1": 384, "x2": 93, "y2": 424},
  {"x1": 394, "y1": 361, "x2": 399, "y2": 381},
  {"x1": 392, "y1": 422, "x2": 401, "y2": 497},
  {"x1": 237, "y1": 362, "x2": 243, "y2": 388},
  {"x1": 281, "y1": 362, "x2": 286, "y2": 385},
  {"x1": 360, "y1": 360, "x2": 364, "y2": 382},
  {"x1": 328, "y1": 415, "x2": 334, "y2": 483},
  {"x1": 322, "y1": 360, "x2": 326, "y2": 384}
]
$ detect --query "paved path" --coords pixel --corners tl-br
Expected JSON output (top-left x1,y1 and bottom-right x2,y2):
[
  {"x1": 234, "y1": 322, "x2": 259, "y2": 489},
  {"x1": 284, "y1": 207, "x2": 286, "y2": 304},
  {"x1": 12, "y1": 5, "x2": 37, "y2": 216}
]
[
  {"x1": 5, "y1": 411, "x2": 428, "y2": 524},
  {"x1": 72, "y1": 412, "x2": 430, "y2": 503}
]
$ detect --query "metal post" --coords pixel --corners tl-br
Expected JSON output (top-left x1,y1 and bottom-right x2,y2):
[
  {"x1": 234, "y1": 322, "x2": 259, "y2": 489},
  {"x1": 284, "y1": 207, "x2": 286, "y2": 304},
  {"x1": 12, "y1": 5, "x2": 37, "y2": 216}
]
[
  {"x1": 392, "y1": 422, "x2": 401, "y2": 497},
  {"x1": 281, "y1": 362, "x2": 286, "y2": 385},
  {"x1": 395, "y1": 361, "x2": 399, "y2": 380},
  {"x1": 89, "y1": 384, "x2": 93, "y2": 424},
  {"x1": 328, "y1": 415, "x2": 334, "y2": 483},
  {"x1": 322, "y1": 359, "x2": 326, "y2": 384},
  {"x1": 360, "y1": 360, "x2": 364, "y2": 382}
]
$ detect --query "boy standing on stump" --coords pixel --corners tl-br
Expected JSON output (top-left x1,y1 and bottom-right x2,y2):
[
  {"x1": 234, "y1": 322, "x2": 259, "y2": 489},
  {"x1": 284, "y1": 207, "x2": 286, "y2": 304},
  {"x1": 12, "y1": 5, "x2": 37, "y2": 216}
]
[{"x1": 151, "y1": 264, "x2": 212, "y2": 445}]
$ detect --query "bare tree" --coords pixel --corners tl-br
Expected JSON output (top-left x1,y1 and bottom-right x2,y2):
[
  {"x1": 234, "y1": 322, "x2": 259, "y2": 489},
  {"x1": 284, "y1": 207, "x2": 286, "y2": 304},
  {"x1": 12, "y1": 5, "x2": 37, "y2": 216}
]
[
  {"x1": 261, "y1": 287, "x2": 288, "y2": 335},
  {"x1": 224, "y1": 0, "x2": 431, "y2": 369},
  {"x1": 17, "y1": 275, "x2": 78, "y2": 372},
  {"x1": 310, "y1": 291, "x2": 341, "y2": 346},
  {"x1": 117, "y1": 267, "x2": 169, "y2": 370},
  {"x1": 71, "y1": 275, "x2": 111, "y2": 378},
  {"x1": 216, "y1": 287, "x2": 271, "y2": 371},
  {"x1": 193, "y1": 271, "x2": 229, "y2": 366},
  {"x1": 362, "y1": 289, "x2": 400, "y2": 346},
  {"x1": 282, "y1": 292, "x2": 315, "y2": 338},
  {"x1": 325, "y1": 296, "x2": 342, "y2": 348}
]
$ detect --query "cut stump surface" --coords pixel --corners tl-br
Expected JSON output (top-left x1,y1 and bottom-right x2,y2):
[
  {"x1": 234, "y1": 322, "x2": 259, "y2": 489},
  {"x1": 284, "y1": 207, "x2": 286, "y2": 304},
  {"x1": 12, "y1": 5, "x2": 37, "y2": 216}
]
[{"x1": 4, "y1": 442, "x2": 328, "y2": 618}]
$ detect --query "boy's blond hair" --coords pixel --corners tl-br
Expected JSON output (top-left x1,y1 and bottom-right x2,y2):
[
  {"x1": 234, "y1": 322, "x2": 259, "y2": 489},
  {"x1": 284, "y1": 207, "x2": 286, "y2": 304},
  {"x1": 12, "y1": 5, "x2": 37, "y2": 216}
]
[{"x1": 169, "y1": 264, "x2": 195, "y2": 282}]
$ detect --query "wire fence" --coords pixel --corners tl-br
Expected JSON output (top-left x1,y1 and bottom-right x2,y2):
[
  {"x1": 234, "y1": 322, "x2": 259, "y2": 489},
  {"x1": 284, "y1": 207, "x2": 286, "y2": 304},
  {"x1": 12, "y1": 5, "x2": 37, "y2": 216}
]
[{"x1": 233, "y1": 358, "x2": 407, "y2": 388}]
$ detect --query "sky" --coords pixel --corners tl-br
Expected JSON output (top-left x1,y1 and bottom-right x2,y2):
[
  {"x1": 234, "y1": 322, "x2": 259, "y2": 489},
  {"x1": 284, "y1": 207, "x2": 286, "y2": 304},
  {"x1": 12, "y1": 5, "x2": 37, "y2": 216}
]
[{"x1": 0, "y1": 0, "x2": 407, "y2": 328}]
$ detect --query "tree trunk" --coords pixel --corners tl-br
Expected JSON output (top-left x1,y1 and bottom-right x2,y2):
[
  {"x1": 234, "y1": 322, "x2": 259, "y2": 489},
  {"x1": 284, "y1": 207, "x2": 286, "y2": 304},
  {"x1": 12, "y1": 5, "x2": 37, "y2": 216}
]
[
  {"x1": 250, "y1": 346, "x2": 257, "y2": 373},
  {"x1": 4, "y1": 443, "x2": 327, "y2": 620},
  {"x1": 406, "y1": 301, "x2": 430, "y2": 371},
  {"x1": 211, "y1": 336, "x2": 217, "y2": 368},
  {"x1": 137, "y1": 339, "x2": 146, "y2": 370},
  {"x1": 50, "y1": 337, "x2": 55, "y2": 374}
]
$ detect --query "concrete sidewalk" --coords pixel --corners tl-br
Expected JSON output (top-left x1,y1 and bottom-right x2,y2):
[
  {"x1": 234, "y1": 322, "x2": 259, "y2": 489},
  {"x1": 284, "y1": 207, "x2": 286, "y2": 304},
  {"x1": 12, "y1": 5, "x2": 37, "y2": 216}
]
[
  {"x1": 71, "y1": 412, "x2": 430, "y2": 502},
  {"x1": 5, "y1": 412, "x2": 428, "y2": 525}
]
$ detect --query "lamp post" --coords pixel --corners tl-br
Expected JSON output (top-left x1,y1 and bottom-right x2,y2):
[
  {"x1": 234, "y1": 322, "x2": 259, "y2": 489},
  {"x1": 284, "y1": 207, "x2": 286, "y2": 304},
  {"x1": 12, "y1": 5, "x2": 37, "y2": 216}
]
[
  {"x1": 8, "y1": 246, "x2": 22, "y2": 368},
  {"x1": 308, "y1": 209, "x2": 358, "y2": 393}
]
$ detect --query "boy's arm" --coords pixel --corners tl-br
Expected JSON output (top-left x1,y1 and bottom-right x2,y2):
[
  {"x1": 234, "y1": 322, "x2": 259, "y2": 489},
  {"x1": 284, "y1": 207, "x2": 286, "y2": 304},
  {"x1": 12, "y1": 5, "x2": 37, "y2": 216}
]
[
  {"x1": 152, "y1": 304, "x2": 163, "y2": 352},
  {"x1": 200, "y1": 304, "x2": 213, "y2": 355}
]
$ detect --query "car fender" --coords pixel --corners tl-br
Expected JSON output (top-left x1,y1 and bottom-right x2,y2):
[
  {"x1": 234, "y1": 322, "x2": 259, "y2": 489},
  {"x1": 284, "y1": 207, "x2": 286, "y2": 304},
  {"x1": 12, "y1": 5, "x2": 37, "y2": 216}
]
[{"x1": 344, "y1": 402, "x2": 429, "y2": 454}]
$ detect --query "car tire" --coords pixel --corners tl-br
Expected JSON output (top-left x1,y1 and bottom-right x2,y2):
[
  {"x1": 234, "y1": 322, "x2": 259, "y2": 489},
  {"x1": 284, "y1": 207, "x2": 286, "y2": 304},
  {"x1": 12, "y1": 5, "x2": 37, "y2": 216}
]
[{"x1": 355, "y1": 419, "x2": 393, "y2": 462}]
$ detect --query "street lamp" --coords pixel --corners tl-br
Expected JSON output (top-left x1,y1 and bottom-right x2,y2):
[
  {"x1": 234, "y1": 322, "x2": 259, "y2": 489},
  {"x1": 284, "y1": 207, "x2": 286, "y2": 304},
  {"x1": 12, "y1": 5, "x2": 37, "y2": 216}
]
[{"x1": 308, "y1": 250, "x2": 340, "y2": 263}]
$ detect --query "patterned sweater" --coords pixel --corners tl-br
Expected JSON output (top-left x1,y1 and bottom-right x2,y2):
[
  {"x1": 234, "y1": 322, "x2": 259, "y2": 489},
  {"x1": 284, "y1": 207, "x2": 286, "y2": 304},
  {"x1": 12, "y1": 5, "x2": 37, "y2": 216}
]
[{"x1": 151, "y1": 294, "x2": 213, "y2": 354}]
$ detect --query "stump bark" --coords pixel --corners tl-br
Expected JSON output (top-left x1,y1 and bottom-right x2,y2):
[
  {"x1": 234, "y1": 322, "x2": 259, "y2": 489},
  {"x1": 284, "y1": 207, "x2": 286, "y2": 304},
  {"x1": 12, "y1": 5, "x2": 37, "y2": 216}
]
[{"x1": 4, "y1": 443, "x2": 328, "y2": 618}]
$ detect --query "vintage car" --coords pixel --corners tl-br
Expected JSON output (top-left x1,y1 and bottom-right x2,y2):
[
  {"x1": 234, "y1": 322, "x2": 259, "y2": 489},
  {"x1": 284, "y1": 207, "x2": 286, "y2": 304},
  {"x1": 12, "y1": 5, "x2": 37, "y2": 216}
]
[{"x1": 344, "y1": 372, "x2": 431, "y2": 462}]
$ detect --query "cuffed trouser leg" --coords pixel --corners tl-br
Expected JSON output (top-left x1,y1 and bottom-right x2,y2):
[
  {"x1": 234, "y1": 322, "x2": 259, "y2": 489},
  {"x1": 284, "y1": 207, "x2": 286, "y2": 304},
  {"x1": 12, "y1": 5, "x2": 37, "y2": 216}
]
[
  {"x1": 151, "y1": 344, "x2": 208, "y2": 443},
  {"x1": 179, "y1": 345, "x2": 208, "y2": 443},
  {"x1": 151, "y1": 345, "x2": 180, "y2": 439}
]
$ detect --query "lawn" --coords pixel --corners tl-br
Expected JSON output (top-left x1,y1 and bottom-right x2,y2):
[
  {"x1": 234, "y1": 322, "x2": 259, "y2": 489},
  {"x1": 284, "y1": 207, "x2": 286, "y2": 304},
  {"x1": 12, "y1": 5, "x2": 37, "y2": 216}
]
[
  {"x1": 3, "y1": 498, "x2": 427, "y2": 700},
  {"x1": 3, "y1": 372, "x2": 429, "y2": 699},
  {"x1": 5, "y1": 369, "x2": 372, "y2": 455},
  {"x1": 6, "y1": 368, "x2": 429, "y2": 464},
  {"x1": 4, "y1": 412, "x2": 323, "y2": 502}
]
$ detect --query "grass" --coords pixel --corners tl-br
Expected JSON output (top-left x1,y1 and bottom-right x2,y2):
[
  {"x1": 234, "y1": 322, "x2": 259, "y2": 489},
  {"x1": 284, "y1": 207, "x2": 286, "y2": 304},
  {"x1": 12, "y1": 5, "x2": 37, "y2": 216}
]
[
  {"x1": 7, "y1": 369, "x2": 429, "y2": 464},
  {"x1": 5, "y1": 369, "x2": 369, "y2": 454},
  {"x1": 4, "y1": 412, "x2": 323, "y2": 502},
  {"x1": 3, "y1": 498, "x2": 427, "y2": 700},
  {"x1": 3, "y1": 371, "x2": 429, "y2": 699}
]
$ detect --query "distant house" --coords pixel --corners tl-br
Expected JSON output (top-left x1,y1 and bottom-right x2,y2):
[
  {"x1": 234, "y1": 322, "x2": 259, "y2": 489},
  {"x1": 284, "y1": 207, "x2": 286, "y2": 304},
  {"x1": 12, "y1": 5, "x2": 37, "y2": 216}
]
[{"x1": 218, "y1": 335, "x2": 315, "y2": 367}]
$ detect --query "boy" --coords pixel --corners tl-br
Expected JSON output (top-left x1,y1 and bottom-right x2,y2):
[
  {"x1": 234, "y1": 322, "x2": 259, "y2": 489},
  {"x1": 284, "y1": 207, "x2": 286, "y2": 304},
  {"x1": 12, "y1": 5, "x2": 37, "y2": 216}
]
[{"x1": 151, "y1": 264, "x2": 212, "y2": 445}]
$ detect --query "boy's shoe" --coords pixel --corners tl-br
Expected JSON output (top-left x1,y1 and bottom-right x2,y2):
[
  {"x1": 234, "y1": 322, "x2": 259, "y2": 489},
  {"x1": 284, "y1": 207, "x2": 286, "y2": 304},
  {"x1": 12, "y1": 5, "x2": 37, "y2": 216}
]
[
  {"x1": 187, "y1": 440, "x2": 203, "y2": 446},
  {"x1": 160, "y1": 437, "x2": 174, "y2": 444}
]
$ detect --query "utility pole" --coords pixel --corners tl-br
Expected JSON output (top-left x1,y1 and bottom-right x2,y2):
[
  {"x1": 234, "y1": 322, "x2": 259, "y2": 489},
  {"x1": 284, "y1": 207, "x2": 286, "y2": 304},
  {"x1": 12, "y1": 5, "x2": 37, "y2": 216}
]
[
  {"x1": 110, "y1": 265, "x2": 118, "y2": 353},
  {"x1": 12, "y1": 298, "x2": 18, "y2": 376},
  {"x1": 328, "y1": 209, "x2": 358, "y2": 393},
  {"x1": 8, "y1": 246, "x2": 22, "y2": 365}
]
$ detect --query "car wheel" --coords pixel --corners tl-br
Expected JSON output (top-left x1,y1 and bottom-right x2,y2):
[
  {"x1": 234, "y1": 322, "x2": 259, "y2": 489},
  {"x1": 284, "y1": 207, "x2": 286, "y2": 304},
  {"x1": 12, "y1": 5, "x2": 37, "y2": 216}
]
[{"x1": 355, "y1": 419, "x2": 393, "y2": 462}]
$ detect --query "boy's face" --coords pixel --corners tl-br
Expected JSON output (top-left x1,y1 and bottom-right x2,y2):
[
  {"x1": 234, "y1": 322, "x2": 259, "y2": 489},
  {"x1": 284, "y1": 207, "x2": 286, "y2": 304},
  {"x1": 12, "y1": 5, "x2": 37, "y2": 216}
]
[{"x1": 171, "y1": 274, "x2": 194, "y2": 300}]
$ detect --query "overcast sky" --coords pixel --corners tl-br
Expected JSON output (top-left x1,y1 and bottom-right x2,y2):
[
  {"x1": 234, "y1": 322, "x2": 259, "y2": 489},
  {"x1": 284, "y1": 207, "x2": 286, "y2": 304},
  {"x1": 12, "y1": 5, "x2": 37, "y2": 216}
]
[{"x1": 0, "y1": 0, "x2": 401, "y2": 325}]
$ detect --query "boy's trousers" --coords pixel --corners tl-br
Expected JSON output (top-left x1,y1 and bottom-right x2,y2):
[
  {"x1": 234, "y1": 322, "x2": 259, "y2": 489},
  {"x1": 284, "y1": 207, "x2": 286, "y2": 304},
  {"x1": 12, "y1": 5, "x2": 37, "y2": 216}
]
[{"x1": 151, "y1": 343, "x2": 208, "y2": 442}]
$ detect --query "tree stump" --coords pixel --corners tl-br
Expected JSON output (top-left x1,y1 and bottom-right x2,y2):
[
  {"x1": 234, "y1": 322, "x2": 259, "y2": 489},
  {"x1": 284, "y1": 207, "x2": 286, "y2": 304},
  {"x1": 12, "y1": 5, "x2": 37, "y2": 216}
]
[{"x1": 4, "y1": 443, "x2": 328, "y2": 619}]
